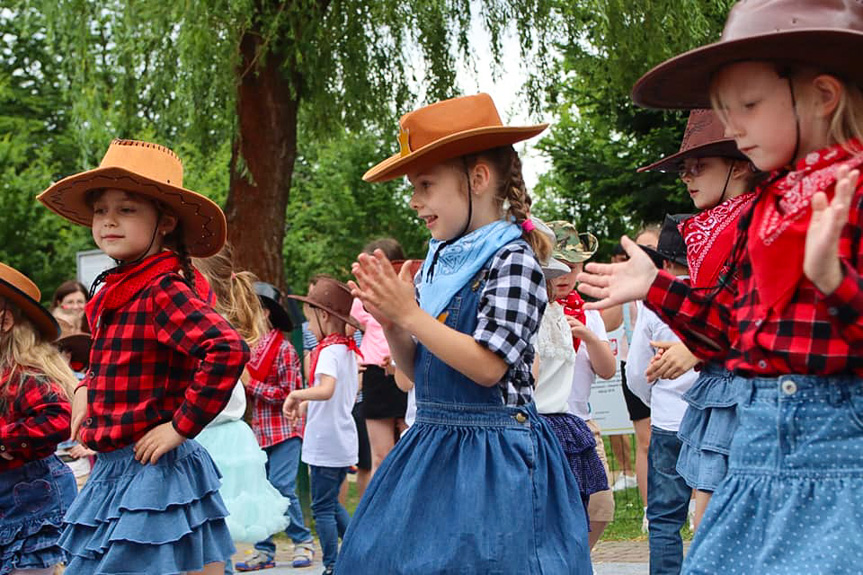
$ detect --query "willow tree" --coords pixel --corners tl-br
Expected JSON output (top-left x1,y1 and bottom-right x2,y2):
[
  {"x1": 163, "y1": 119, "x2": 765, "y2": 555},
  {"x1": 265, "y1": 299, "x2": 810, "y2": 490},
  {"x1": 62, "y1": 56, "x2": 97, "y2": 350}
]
[{"x1": 25, "y1": 0, "x2": 560, "y2": 286}]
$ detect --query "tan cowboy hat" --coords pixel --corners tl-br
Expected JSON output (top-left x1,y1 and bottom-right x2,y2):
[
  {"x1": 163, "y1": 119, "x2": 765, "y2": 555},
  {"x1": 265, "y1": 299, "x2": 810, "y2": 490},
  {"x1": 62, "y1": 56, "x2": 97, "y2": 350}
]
[
  {"x1": 38, "y1": 139, "x2": 227, "y2": 258},
  {"x1": 632, "y1": 0, "x2": 863, "y2": 109},
  {"x1": 0, "y1": 263, "x2": 60, "y2": 341},
  {"x1": 287, "y1": 276, "x2": 362, "y2": 331},
  {"x1": 363, "y1": 93, "x2": 547, "y2": 183},
  {"x1": 638, "y1": 110, "x2": 748, "y2": 173}
]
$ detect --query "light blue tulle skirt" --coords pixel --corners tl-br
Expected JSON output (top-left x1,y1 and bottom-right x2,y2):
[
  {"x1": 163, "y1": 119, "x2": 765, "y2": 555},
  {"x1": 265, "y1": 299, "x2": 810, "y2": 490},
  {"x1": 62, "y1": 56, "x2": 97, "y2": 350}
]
[
  {"x1": 59, "y1": 439, "x2": 235, "y2": 574},
  {"x1": 196, "y1": 419, "x2": 289, "y2": 543}
]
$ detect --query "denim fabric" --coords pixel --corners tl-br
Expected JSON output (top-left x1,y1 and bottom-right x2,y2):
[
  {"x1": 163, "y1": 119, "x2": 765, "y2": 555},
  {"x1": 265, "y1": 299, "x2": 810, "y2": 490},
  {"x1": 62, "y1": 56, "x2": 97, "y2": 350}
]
[
  {"x1": 310, "y1": 465, "x2": 350, "y2": 568},
  {"x1": 255, "y1": 437, "x2": 312, "y2": 559},
  {"x1": 336, "y1": 258, "x2": 591, "y2": 574},
  {"x1": 684, "y1": 375, "x2": 863, "y2": 574},
  {"x1": 647, "y1": 427, "x2": 690, "y2": 575}
]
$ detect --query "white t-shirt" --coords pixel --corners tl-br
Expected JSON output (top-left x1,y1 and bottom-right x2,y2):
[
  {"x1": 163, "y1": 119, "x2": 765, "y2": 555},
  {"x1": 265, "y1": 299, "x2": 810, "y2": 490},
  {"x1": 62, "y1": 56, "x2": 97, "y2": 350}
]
[
  {"x1": 566, "y1": 309, "x2": 609, "y2": 421},
  {"x1": 302, "y1": 344, "x2": 359, "y2": 467},
  {"x1": 207, "y1": 381, "x2": 247, "y2": 427},
  {"x1": 535, "y1": 303, "x2": 576, "y2": 414},
  {"x1": 405, "y1": 387, "x2": 416, "y2": 428}
]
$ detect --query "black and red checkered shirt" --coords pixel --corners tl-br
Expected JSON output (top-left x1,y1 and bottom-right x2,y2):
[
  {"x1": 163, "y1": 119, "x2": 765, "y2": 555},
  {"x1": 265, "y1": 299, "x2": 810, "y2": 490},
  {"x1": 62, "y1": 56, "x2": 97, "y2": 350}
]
[
  {"x1": 81, "y1": 274, "x2": 250, "y2": 451},
  {"x1": 0, "y1": 372, "x2": 71, "y2": 471},
  {"x1": 246, "y1": 331, "x2": 305, "y2": 448},
  {"x1": 646, "y1": 151, "x2": 863, "y2": 377}
]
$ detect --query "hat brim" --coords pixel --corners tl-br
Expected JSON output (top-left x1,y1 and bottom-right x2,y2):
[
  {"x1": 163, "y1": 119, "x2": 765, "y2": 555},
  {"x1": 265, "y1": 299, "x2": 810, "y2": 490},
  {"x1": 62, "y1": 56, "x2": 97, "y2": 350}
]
[
  {"x1": 38, "y1": 167, "x2": 227, "y2": 258},
  {"x1": 287, "y1": 295, "x2": 363, "y2": 331},
  {"x1": 553, "y1": 232, "x2": 599, "y2": 264},
  {"x1": 638, "y1": 140, "x2": 748, "y2": 173},
  {"x1": 56, "y1": 334, "x2": 92, "y2": 366},
  {"x1": 632, "y1": 30, "x2": 863, "y2": 110},
  {"x1": 640, "y1": 245, "x2": 688, "y2": 269},
  {"x1": 0, "y1": 280, "x2": 60, "y2": 341},
  {"x1": 542, "y1": 257, "x2": 570, "y2": 280},
  {"x1": 259, "y1": 296, "x2": 295, "y2": 332},
  {"x1": 363, "y1": 124, "x2": 548, "y2": 183}
]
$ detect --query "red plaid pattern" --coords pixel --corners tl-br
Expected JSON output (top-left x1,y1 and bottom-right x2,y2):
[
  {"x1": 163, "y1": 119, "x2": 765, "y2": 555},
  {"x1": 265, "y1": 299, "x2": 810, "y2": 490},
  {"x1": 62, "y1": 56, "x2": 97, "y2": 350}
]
[
  {"x1": 246, "y1": 331, "x2": 305, "y2": 448},
  {"x1": 0, "y1": 373, "x2": 71, "y2": 471},
  {"x1": 81, "y1": 274, "x2": 249, "y2": 451},
  {"x1": 646, "y1": 180, "x2": 863, "y2": 376}
]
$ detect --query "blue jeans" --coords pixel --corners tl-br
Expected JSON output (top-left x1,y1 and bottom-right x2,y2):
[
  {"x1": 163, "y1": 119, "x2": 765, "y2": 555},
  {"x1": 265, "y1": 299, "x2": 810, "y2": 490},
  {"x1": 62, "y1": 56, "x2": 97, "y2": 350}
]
[
  {"x1": 254, "y1": 437, "x2": 312, "y2": 559},
  {"x1": 647, "y1": 426, "x2": 691, "y2": 575},
  {"x1": 310, "y1": 465, "x2": 350, "y2": 568}
]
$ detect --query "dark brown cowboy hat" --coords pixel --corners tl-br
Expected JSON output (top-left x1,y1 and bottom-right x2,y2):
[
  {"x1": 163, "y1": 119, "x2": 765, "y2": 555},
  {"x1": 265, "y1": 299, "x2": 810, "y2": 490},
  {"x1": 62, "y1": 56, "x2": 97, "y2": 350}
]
[
  {"x1": 632, "y1": 0, "x2": 863, "y2": 109},
  {"x1": 55, "y1": 333, "x2": 92, "y2": 367},
  {"x1": 639, "y1": 110, "x2": 748, "y2": 173},
  {"x1": 0, "y1": 263, "x2": 60, "y2": 341},
  {"x1": 38, "y1": 139, "x2": 227, "y2": 257},
  {"x1": 287, "y1": 276, "x2": 362, "y2": 330},
  {"x1": 364, "y1": 93, "x2": 547, "y2": 183}
]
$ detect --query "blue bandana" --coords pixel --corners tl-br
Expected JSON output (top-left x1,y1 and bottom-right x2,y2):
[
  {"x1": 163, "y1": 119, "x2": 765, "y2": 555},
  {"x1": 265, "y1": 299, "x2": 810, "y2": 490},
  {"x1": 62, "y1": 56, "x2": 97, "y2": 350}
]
[{"x1": 418, "y1": 220, "x2": 521, "y2": 319}]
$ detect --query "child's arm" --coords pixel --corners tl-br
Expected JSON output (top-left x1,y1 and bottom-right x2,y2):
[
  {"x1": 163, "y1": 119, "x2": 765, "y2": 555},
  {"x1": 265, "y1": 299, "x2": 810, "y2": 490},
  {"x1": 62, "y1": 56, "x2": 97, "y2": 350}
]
[
  {"x1": 569, "y1": 313, "x2": 616, "y2": 380},
  {"x1": 246, "y1": 342, "x2": 302, "y2": 405},
  {"x1": 624, "y1": 309, "x2": 654, "y2": 408},
  {"x1": 1, "y1": 378, "x2": 71, "y2": 460}
]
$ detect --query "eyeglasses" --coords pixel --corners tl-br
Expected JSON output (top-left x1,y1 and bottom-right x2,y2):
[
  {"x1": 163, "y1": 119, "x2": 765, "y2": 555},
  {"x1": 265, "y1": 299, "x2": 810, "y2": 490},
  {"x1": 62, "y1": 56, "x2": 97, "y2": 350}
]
[{"x1": 678, "y1": 161, "x2": 707, "y2": 180}]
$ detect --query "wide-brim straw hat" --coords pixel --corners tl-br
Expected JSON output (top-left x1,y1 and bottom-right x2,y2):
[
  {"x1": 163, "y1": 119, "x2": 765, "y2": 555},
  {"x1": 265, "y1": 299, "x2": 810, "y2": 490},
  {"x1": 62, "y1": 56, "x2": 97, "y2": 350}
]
[
  {"x1": 288, "y1": 276, "x2": 362, "y2": 331},
  {"x1": 38, "y1": 139, "x2": 227, "y2": 258},
  {"x1": 254, "y1": 282, "x2": 295, "y2": 332},
  {"x1": 639, "y1": 109, "x2": 747, "y2": 173},
  {"x1": 547, "y1": 221, "x2": 599, "y2": 265},
  {"x1": 363, "y1": 93, "x2": 547, "y2": 183},
  {"x1": 632, "y1": 0, "x2": 863, "y2": 109},
  {"x1": 0, "y1": 263, "x2": 60, "y2": 341}
]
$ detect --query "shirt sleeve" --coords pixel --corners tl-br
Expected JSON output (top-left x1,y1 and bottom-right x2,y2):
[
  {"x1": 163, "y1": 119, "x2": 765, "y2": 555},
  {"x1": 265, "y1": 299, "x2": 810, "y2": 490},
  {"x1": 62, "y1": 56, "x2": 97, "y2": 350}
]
[
  {"x1": 152, "y1": 275, "x2": 251, "y2": 438},
  {"x1": 624, "y1": 305, "x2": 655, "y2": 408},
  {"x1": 0, "y1": 378, "x2": 71, "y2": 459},
  {"x1": 474, "y1": 245, "x2": 548, "y2": 367},
  {"x1": 314, "y1": 346, "x2": 340, "y2": 382}
]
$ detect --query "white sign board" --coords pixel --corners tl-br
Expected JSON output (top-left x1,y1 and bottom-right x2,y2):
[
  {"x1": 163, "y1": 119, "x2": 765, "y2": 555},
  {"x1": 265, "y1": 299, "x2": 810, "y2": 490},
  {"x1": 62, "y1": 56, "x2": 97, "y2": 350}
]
[
  {"x1": 589, "y1": 325, "x2": 635, "y2": 435},
  {"x1": 76, "y1": 249, "x2": 115, "y2": 292}
]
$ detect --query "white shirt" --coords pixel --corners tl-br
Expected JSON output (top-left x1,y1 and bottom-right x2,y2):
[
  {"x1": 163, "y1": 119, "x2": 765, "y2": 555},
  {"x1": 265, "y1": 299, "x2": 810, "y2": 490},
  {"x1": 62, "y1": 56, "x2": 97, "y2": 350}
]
[
  {"x1": 535, "y1": 303, "x2": 576, "y2": 414},
  {"x1": 625, "y1": 301, "x2": 696, "y2": 432},
  {"x1": 207, "y1": 381, "x2": 247, "y2": 427},
  {"x1": 567, "y1": 309, "x2": 609, "y2": 421},
  {"x1": 405, "y1": 387, "x2": 416, "y2": 428},
  {"x1": 302, "y1": 344, "x2": 359, "y2": 467}
]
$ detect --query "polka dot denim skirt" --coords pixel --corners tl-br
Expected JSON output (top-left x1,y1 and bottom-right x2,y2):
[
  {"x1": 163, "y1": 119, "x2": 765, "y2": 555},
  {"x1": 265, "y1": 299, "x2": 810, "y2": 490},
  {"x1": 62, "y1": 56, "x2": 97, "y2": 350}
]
[{"x1": 684, "y1": 374, "x2": 863, "y2": 574}]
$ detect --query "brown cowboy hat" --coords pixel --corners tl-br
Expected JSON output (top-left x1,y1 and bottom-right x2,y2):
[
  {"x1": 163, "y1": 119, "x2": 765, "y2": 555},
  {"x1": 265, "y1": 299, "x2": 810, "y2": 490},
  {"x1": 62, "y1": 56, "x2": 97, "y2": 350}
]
[
  {"x1": 38, "y1": 139, "x2": 227, "y2": 258},
  {"x1": 632, "y1": 0, "x2": 863, "y2": 109},
  {"x1": 0, "y1": 263, "x2": 60, "y2": 341},
  {"x1": 638, "y1": 110, "x2": 748, "y2": 173},
  {"x1": 363, "y1": 93, "x2": 547, "y2": 183},
  {"x1": 55, "y1": 333, "x2": 92, "y2": 367},
  {"x1": 287, "y1": 276, "x2": 362, "y2": 331}
]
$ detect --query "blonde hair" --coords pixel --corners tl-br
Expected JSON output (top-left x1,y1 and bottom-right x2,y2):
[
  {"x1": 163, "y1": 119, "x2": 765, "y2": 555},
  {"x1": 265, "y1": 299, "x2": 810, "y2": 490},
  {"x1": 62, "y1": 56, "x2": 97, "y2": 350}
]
[
  {"x1": 193, "y1": 244, "x2": 268, "y2": 349},
  {"x1": 0, "y1": 300, "x2": 76, "y2": 415}
]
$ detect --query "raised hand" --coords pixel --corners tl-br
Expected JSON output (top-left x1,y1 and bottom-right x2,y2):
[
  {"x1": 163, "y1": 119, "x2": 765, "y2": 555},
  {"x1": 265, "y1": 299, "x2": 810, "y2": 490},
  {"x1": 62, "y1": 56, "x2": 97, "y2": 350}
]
[
  {"x1": 349, "y1": 250, "x2": 419, "y2": 329},
  {"x1": 805, "y1": 166, "x2": 860, "y2": 295},
  {"x1": 576, "y1": 236, "x2": 659, "y2": 310}
]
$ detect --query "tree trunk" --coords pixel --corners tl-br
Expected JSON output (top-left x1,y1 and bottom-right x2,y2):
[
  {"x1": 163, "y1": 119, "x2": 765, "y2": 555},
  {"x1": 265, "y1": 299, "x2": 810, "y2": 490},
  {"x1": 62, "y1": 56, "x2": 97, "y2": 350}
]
[{"x1": 225, "y1": 25, "x2": 299, "y2": 290}]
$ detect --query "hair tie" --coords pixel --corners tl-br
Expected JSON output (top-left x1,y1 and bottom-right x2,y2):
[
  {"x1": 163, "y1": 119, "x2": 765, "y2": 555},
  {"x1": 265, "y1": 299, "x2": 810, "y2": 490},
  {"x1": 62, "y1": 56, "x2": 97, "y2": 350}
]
[{"x1": 521, "y1": 219, "x2": 536, "y2": 233}]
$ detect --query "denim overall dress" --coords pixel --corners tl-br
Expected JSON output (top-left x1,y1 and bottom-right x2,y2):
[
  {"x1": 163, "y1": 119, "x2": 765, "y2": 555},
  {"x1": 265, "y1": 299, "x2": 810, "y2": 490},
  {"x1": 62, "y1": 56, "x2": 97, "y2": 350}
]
[{"x1": 336, "y1": 260, "x2": 592, "y2": 574}]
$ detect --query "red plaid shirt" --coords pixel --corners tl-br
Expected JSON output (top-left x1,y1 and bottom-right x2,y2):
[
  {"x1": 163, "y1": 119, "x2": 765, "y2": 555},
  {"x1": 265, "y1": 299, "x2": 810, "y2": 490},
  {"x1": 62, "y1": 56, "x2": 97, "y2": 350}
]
[
  {"x1": 646, "y1": 147, "x2": 863, "y2": 376},
  {"x1": 81, "y1": 273, "x2": 250, "y2": 451},
  {"x1": 246, "y1": 330, "x2": 305, "y2": 448},
  {"x1": 0, "y1": 373, "x2": 71, "y2": 471}
]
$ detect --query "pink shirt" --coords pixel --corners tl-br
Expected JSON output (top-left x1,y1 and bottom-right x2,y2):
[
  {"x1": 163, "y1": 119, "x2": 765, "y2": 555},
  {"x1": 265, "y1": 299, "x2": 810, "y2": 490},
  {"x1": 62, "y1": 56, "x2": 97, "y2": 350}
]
[{"x1": 350, "y1": 298, "x2": 390, "y2": 366}]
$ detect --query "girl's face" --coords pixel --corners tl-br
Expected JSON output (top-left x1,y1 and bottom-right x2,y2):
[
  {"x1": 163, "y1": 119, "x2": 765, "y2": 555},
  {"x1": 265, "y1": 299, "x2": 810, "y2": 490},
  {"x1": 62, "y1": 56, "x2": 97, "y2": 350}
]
[
  {"x1": 59, "y1": 291, "x2": 86, "y2": 312},
  {"x1": 407, "y1": 164, "x2": 472, "y2": 241},
  {"x1": 635, "y1": 231, "x2": 659, "y2": 249},
  {"x1": 91, "y1": 189, "x2": 173, "y2": 261},
  {"x1": 712, "y1": 61, "x2": 806, "y2": 172},
  {"x1": 679, "y1": 156, "x2": 734, "y2": 210},
  {"x1": 553, "y1": 261, "x2": 582, "y2": 300}
]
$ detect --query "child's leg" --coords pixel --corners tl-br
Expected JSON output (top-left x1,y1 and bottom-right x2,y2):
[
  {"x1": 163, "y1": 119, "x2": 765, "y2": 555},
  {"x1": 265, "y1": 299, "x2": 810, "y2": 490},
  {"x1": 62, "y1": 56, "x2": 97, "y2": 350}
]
[
  {"x1": 262, "y1": 438, "x2": 313, "y2": 546},
  {"x1": 187, "y1": 562, "x2": 225, "y2": 575},
  {"x1": 366, "y1": 417, "x2": 397, "y2": 473},
  {"x1": 646, "y1": 427, "x2": 691, "y2": 575},
  {"x1": 586, "y1": 419, "x2": 615, "y2": 549},
  {"x1": 693, "y1": 490, "x2": 712, "y2": 531},
  {"x1": 310, "y1": 466, "x2": 349, "y2": 568},
  {"x1": 633, "y1": 417, "x2": 651, "y2": 505}
]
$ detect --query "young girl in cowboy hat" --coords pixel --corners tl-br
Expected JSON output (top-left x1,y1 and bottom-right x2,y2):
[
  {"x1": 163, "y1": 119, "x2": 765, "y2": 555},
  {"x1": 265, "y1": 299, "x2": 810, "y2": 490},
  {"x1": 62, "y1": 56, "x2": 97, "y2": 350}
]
[
  {"x1": 342, "y1": 93, "x2": 591, "y2": 573},
  {"x1": 38, "y1": 139, "x2": 250, "y2": 574},
  {"x1": 578, "y1": 1, "x2": 863, "y2": 572},
  {"x1": 283, "y1": 276, "x2": 362, "y2": 575},
  {"x1": 0, "y1": 263, "x2": 78, "y2": 575},
  {"x1": 638, "y1": 109, "x2": 758, "y2": 530}
]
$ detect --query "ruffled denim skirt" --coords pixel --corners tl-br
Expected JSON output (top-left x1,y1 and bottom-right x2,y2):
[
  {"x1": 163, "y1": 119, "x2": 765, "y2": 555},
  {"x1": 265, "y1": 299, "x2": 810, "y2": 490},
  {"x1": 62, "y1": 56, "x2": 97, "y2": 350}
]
[{"x1": 59, "y1": 438, "x2": 235, "y2": 574}]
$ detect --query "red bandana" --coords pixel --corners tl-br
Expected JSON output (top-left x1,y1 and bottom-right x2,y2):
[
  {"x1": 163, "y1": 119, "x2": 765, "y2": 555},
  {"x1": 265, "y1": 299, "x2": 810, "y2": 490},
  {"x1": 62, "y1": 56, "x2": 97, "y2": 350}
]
[
  {"x1": 748, "y1": 141, "x2": 863, "y2": 312},
  {"x1": 558, "y1": 290, "x2": 586, "y2": 352},
  {"x1": 680, "y1": 192, "x2": 756, "y2": 289},
  {"x1": 247, "y1": 328, "x2": 285, "y2": 382},
  {"x1": 308, "y1": 334, "x2": 363, "y2": 383},
  {"x1": 85, "y1": 252, "x2": 211, "y2": 328}
]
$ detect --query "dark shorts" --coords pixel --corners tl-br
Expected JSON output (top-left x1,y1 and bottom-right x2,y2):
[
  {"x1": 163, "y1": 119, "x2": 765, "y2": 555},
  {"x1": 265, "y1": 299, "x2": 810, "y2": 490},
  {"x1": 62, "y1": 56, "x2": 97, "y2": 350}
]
[
  {"x1": 362, "y1": 365, "x2": 408, "y2": 420},
  {"x1": 621, "y1": 360, "x2": 651, "y2": 421}
]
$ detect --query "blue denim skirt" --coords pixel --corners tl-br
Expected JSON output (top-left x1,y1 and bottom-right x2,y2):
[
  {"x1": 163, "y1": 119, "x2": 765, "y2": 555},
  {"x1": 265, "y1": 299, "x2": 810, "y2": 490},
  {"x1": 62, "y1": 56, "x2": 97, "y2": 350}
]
[
  {"x1": 676, "y1": 363, "x2": 742, "y2": 492},
  {"x1": 0, "y1": 455, "x2": 77, "y2": 574},
  {"x1": 60, "y1": 439, "x2": 235, "y2": 574},
  {"x1": 336, "y1": 402, "x2": 592, "y2": 574},
  {"x1": 683, "y1": 375, "x2": 863, "y2": 574}
]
